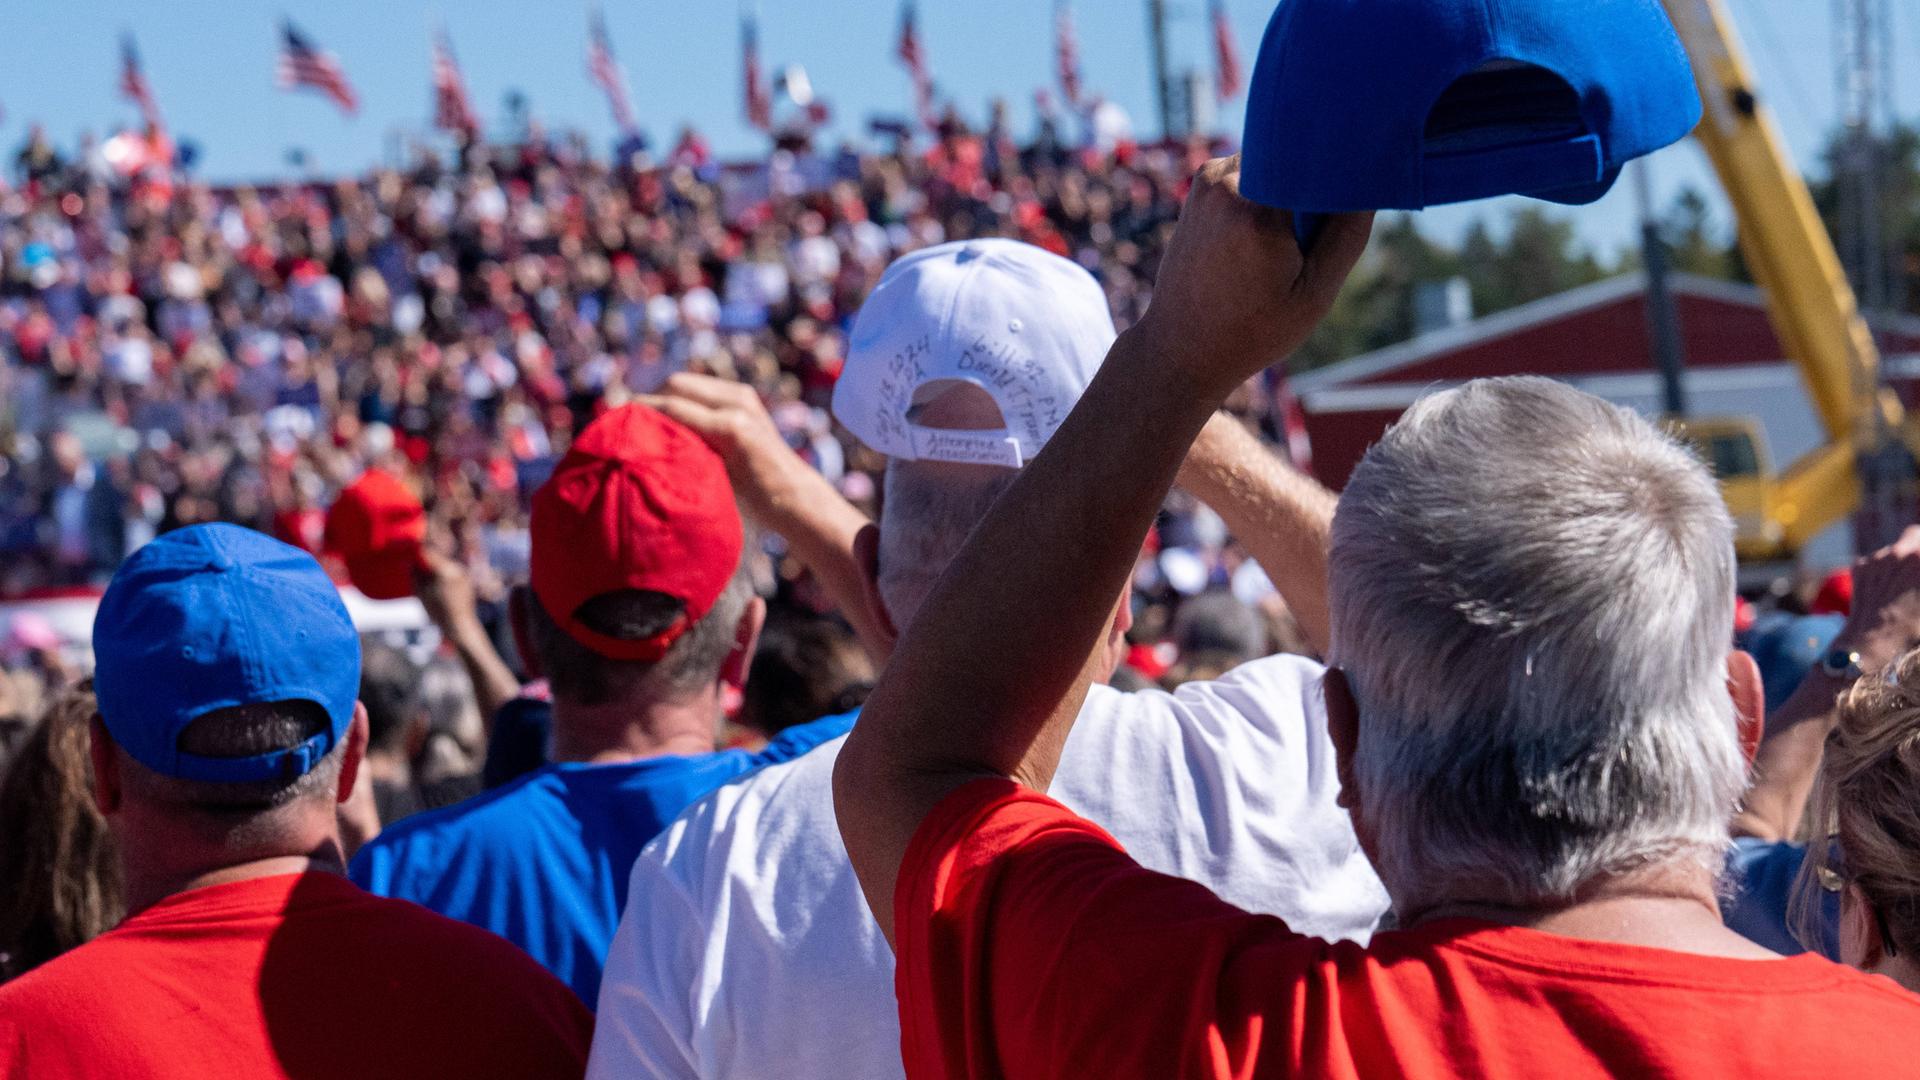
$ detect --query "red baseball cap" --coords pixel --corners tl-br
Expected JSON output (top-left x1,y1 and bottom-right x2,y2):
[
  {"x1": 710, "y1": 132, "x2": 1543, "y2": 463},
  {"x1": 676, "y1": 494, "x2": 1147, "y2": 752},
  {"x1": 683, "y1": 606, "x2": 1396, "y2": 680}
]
[
  {"x1": 1811, "y1": 568, "x2": 1854, "y2": 617},
  {"x1": 323, "y1": 468, "x2": 427, "y2": 601},
  {"x1": 530, "y1": 404, "x2": 743, "y2": 661}
]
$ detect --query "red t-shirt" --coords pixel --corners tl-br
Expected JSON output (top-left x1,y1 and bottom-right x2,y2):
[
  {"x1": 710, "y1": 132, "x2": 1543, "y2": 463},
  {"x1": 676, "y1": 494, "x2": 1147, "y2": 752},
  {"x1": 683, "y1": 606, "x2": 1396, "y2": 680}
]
[
  {"x1": 0, "y1": 871, "x2": 592, "y2": 1079},
  {"x1": 896, "y1": 779, "x2": 1920, "y2": 1079}
]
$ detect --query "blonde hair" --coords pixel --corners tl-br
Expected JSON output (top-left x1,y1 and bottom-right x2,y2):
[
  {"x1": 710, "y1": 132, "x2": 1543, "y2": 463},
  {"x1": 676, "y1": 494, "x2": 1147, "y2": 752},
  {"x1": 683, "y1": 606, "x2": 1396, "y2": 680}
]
[{"x1": 1794, "y1": 647, "x2": 1920, "y2": 955}]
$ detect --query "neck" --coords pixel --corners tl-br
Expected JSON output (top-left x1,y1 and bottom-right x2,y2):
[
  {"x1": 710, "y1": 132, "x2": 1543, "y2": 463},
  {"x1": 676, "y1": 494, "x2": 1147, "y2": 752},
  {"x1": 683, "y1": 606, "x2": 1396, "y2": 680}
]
[
  {"x1": 1871, "y1": 952, "x2": 1920, "y2": 993},
  {"x1": 121, "y1": 840, "x2": 346, "y2": 917},
  {"x1": 1400, "y1": 860, "x2": 1780, "y2": 960},
  {"x1": 547, "y1": 691, "x2": 723, "y2": 764}
]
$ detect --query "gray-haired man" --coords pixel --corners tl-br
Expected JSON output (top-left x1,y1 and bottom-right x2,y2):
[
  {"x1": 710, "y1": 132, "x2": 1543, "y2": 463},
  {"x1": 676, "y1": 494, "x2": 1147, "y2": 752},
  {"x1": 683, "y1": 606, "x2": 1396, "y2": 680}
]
[{"x1": 835, "y1": 158, "x2": 1920, "y2": 1077}]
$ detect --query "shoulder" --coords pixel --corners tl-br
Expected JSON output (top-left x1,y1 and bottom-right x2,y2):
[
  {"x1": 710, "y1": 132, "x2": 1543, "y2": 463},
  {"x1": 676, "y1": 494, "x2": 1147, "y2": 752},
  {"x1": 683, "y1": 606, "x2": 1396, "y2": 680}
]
[
  {"x1": 350, "y1": 767, "x2": 564, "y2": 883},
  {"x1": 355, "y1": 887, "x2": 544, "y2": 963},
  {"x1": 1077, "y1": 653, "x2": 1324, "y2": 737},
  {"x1": 751, "y1": 708, "x2": 859, "y2": 767},
  {"x1": 1058, "y1": 652, "x2": 1330, "y2": 784},
  {"x1": 0, "y1": 938, "x2": 110, "y2": 1019},
  {"x1": 639, "y1": 732, "x2": 850, "y2": 895},
  {"x1": 604, "y1": 735, "x2": 862, "y2": 1055},
  {"x1": 345, "y1": 891, "x2": 594, "y2": 1055}
]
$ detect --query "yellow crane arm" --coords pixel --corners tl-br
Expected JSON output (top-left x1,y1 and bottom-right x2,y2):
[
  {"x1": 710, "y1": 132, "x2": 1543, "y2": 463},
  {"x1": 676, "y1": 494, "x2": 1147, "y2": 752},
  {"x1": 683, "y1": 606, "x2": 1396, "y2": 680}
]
[{"x1": 1661, "y1": 0, "x2": 1886, "y2": 447}]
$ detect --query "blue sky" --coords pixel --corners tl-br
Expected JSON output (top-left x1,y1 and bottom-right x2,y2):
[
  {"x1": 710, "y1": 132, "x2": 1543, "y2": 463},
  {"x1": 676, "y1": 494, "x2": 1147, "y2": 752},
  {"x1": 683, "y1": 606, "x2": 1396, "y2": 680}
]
[{"x1": 0, "y1": 1, "x2": 1916, "y2": 257}]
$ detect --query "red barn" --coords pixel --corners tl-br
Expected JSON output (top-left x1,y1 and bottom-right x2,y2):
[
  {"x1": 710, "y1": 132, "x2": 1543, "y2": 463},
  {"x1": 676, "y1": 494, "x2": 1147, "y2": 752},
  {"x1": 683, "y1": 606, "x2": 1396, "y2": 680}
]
[{"x1": 1294, "y1": 272, "x2": 1920, "y2": 496}]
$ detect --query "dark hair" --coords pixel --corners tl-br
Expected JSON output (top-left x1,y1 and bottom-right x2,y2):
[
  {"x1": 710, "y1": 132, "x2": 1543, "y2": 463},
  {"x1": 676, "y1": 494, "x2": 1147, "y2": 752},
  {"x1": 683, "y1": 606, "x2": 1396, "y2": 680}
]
[
  {"x1": 527, "y1": 570, "x2": 753, "y2": 708},
  {"x1": 0, "y1": 683, "x2": 123, "y2": 982},
  {"x1": 1172, "y1": 590, "x2": 1266, "y2": 663},
  {"x1": 120, "y1": 700, "x2": 342, "y2": 814},
  {"x1": 740, "y1": 611, "x2": 874, "y2": 737},
  {"x1": 359, "y1": 642, "x2": 422, "y2": 754}
]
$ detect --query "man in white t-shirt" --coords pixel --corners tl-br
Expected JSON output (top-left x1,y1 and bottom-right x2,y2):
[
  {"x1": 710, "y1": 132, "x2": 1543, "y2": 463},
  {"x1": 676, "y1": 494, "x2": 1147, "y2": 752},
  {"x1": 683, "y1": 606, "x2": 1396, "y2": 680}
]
[{"x1": 586, "y1": 239, "x2": 1388, "y2": 1080}]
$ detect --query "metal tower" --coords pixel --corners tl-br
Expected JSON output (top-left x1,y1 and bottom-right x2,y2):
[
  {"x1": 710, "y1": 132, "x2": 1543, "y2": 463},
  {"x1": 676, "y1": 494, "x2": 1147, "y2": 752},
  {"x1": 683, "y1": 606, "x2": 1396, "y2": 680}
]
[{"x1": 1833, "y1": 0, "x2": 1897, "y2": 314}]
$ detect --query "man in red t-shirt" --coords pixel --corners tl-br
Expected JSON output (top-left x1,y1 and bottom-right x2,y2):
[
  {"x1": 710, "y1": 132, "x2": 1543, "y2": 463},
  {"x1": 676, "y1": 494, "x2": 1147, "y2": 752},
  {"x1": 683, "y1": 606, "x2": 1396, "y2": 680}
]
[
  {"x1": 0, "y1": 524, "x2": 591, "y2": 1079},
  {"x1": 832, "y1": 157, "x2": 1920, "y2": 1078}
]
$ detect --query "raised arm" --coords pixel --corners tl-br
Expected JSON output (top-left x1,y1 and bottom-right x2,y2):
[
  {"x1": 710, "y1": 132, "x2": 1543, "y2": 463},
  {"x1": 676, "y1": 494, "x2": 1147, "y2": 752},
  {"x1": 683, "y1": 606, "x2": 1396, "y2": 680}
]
[
  {"x1": 833, "y1": 157, "x2": 1373, "y2": 943},
  {"x1": 643, "y1": 374, "x2": 894, "y2": 660},
  {"x1": 1733, "y1": 526, "x2": 1920, "y2": 842},
  {"x1": 415, "y1": 550, "x2": 523, "y2": 740},
  {"x1": 1177, "y1": 413, "x2": 1339, "y2": 654}
]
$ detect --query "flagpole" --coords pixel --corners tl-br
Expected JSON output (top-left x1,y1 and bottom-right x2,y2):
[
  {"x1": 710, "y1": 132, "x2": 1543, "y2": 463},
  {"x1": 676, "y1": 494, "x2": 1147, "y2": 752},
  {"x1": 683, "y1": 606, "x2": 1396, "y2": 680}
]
[{"x1": 1146, "y1": 0, "x2": 1174, "y2": 139}]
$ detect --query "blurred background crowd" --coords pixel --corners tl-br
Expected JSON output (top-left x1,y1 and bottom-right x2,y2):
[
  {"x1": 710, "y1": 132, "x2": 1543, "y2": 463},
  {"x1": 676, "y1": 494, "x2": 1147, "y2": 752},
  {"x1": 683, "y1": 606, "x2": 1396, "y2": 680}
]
[{"x1": 0, "y1": 118, "x2": 1312, "y2": 782}]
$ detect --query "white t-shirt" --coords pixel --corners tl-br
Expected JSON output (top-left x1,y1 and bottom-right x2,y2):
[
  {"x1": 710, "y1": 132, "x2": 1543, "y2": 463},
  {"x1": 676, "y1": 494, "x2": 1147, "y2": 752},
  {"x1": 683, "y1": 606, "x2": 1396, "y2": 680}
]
[{"x1": 586, "y1": 654, "x2": 1388, "y2": 1080}]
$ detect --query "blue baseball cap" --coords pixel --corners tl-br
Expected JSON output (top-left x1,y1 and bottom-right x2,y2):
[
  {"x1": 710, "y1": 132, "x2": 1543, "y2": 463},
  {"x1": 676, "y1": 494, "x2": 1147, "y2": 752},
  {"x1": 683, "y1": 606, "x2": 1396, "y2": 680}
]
[
  {"x1": 1739, "y1": 611, "x2": 1845, "y2": 714},
  {"x1": 1240, "y1": 0, "x2": 1702, "y2": 213},
  {"x1": 93, "y1": 523, "x2": 361, "y2": 784}
]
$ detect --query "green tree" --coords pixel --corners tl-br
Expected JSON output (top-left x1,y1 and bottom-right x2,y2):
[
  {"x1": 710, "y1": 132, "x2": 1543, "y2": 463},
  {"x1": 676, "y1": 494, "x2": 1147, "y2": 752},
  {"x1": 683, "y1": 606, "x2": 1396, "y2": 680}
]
[
  {"x1": 1811, "y1": 122, "x2": 1920, "y2": 314},
  {"x1": 1463, "y1": 206, "x2": 1608, "y2": 314},
  {"x1": 1662, "y1": 186, "x2": 1741, "y2": 281},
  {"x1": 1295, "y1": 213, "x2": 1462, "y2": 370}
]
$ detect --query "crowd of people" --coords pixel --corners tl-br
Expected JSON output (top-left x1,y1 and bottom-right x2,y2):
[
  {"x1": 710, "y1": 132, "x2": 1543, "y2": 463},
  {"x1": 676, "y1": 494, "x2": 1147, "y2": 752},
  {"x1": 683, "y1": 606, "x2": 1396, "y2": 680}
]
[
  {"x1": 0, "y1": 110, "x2": 1302, "y2": 742},
  {"x1": 8, "y1": 53, "x2": 1920, "y2": 1080}
]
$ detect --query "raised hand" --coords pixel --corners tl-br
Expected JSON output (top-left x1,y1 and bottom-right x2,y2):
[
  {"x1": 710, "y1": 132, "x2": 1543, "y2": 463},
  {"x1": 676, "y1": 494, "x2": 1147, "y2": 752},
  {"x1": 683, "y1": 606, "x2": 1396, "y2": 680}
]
[
  {"x1": 1838, "y1": 525, "x2": 1920, "y2": 674},
  {"x1": 1135, "y1": 156, "x2": 1372, "y2": 398},
  {"x1": 642, "y1": 373, "x2": 806, "y2": 527}
]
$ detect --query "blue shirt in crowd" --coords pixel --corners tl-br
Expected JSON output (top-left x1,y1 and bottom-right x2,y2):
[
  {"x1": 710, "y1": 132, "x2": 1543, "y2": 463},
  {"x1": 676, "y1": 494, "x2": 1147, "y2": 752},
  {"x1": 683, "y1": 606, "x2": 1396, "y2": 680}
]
[
  {"x1": 349, "y1": 709, "x2": 858, "y2": 1005},
  {"x1": 1721, "y1": 837, "x2": 1839, "y2": 958}
]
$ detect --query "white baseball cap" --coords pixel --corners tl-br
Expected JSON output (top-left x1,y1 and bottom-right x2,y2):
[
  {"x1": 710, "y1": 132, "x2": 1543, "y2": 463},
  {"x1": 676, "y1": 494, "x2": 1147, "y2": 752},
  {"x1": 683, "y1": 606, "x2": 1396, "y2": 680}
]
[{"x1": 832, "y1": 239, "x2": 1116, "y2": 467}]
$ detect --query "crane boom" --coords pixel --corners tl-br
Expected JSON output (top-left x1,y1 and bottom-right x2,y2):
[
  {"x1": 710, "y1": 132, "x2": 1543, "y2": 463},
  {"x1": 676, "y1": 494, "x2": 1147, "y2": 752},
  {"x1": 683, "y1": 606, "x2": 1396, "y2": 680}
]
[{"x1": 1659, "y1": 0, "x2": 1910, "y2": 560}]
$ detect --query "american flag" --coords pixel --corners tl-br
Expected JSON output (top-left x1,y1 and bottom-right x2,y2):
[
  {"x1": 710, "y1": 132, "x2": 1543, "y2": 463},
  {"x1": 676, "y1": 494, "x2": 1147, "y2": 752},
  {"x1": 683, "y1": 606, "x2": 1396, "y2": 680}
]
[
  {"x1": 741, "y1": 9, "x2": 771, "y2": 132},
  {"x1": 1055, "y1": 1, "x2": 1083, "y2": 109},
  {"x1": 119, "y1": 34, "x2": 164, "y2": 132},
  {"x1": 586, "y1": 8, "x2": 637, "y2": 134},
  {"x1": 896, "y1": 1, "x2": 936, "y2": 131},
  {"x1": 1212, "y1": 0, "x2": 1245, "y2": 102},
  {"x1": 431, "y1": 30, "x2": 479, "y2": 138},
  {"x1": 277, "y1": 22, "x2": 359, "y2": 116}
]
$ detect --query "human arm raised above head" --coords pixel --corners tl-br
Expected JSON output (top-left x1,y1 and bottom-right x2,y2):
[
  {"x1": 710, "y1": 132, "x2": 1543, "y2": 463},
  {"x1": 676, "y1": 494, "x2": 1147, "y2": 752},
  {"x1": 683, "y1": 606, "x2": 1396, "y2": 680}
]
[
  {"x1": 1734, "y1": 526, "x2": 1920, "y2": 842},
  {"x1": 1177, "y1": 412, "x2": 1339, "y2": 655},
  {"x1": 832, "y1": 156, "x2": 1373, "y2": 945},
  {"x1": 414, "y1": 550, "x2": 523, "y2": 742}
]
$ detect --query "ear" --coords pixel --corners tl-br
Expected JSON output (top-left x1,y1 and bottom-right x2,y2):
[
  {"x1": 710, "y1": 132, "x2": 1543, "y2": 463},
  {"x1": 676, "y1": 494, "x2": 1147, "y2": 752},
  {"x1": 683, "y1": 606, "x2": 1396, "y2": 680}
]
[
  {"x1": 88, "y1": 714, "x2": 121, "y2": 816},
  {"x1": 1098, "y1": 580, "x2": 1136, "y2": 682},
  {"x1": 1727, "y1": 650, "x2": 1766, "y2": 765},
  {"x1": 1323, "y1": 667, "x2": 1361, "y2": 810},
  {"x1": 719, "y1": 596, "x2": 768, "y2": 693},
  {"x1": 335, "y1": 702, "x2": 370, "y2": 807},
  {"x1": 508, "y1": 585, "x2": 542, "y2": 681},
  {"x1": 853, "y1": 523, "x2": 899, "y2": 659}
]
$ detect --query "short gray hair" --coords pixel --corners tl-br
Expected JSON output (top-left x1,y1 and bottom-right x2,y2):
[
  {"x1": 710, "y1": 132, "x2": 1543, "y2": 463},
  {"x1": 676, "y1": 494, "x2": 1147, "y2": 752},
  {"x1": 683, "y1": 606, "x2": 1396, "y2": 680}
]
[
  {"x1": 1329, "y1": 376, "x2": 1745, "y2": 914},
  {"x1": 527, "y1": 566, "x2": 755, "y2": 707},
  {"x1": 877, "y1": 460, "x2": 1019, "y2": 629}
]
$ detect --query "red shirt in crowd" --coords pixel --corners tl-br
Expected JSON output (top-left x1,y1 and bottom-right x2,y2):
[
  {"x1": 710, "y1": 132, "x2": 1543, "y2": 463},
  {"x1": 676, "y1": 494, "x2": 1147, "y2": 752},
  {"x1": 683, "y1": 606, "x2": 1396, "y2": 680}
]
[
  {"x1": 896, "y1": 779, "x2": 1920, "y2": 1079},
  {"x1": 0, "y1": 871, "x2": 592, "y2": 1079}
]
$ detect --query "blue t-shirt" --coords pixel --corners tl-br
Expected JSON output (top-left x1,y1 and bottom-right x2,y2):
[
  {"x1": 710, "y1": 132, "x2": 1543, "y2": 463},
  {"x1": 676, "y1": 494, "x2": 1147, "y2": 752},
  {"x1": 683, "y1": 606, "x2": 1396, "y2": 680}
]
[
  {"x1": 349, "y1": 710, "x2": 857, "y2": 1005},
  {"x1": 1722, "y1": 837, "x2": 1839, "y2": 958}
]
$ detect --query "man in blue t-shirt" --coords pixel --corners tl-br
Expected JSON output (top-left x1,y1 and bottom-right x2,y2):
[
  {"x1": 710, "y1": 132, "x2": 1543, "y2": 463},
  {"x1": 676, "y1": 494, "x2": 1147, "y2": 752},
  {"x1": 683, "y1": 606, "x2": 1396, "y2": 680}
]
[{"x1": 351, "y1": 403, "x2": 852, "y2": 1005}]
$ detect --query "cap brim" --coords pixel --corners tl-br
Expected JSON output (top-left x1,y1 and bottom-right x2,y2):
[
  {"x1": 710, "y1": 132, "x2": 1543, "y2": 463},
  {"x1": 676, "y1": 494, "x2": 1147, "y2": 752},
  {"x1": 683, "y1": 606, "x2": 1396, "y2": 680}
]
[{"x1": 1528, "y1": 165, "x2": 1623, "y2": 207}]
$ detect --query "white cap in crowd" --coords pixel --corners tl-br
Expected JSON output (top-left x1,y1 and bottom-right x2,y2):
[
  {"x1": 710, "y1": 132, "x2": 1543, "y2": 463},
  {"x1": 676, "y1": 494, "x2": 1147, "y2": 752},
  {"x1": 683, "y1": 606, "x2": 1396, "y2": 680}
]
[{"x1": 832, "y1": 239, "x2": 1116, "y2": 467}]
